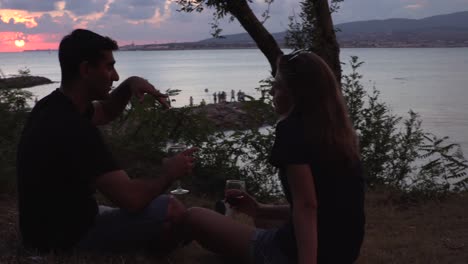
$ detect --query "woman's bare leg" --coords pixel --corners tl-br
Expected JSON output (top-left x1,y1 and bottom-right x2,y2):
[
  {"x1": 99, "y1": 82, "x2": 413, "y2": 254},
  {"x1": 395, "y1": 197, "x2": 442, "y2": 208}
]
[{"x1": 183, "y1": 207, "x2": 256, "y2": 263}]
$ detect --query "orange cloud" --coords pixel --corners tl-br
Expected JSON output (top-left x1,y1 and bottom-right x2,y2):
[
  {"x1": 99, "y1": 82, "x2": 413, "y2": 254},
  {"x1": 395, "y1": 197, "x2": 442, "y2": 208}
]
[
  {"x1": 0, "y1": 8, "x2": 109, "y2": 30},
  {"x1": 402, "y1": 0, "x2": 427, "y2": 10},
  {"x1": 0, "y1": 10, "x2": 38, "y2": 28}
]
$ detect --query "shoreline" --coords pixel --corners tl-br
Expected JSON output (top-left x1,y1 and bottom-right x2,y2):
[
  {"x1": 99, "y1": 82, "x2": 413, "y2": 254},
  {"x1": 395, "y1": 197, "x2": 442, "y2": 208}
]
[{"x1": 16, "y1": 45, "x2": 468, "y2": 53}]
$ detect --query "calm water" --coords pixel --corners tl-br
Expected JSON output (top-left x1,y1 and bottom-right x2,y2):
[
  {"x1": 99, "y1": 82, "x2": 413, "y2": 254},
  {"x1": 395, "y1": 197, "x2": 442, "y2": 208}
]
[{"x1": 1, "y1": 48, "x2": 467, "y2": 155}]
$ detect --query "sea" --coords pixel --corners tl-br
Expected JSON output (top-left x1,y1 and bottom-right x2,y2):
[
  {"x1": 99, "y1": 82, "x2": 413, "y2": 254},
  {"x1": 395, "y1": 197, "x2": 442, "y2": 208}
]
[{"x1": 1, "y1": 48, "x2": 467, "y2": 157}]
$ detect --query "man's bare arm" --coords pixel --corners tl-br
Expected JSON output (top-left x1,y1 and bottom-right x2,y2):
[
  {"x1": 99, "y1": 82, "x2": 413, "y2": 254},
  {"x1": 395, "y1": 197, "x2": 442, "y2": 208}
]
[
  {"x1": 92, "y1": 77, "x2": 169, "y2": 126},
  {"x1": 96, "y1": 148, "x2": 196, "y2": 212},
  {"x1": 96, "y1": 170, "x2": 172, "y2": 212}
]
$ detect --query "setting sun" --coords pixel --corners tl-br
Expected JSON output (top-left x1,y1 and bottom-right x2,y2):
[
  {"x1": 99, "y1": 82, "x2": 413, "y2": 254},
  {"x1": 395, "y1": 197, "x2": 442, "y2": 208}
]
[{"x1": 14, "y1": 39, "x2": 25, "y2": 48}]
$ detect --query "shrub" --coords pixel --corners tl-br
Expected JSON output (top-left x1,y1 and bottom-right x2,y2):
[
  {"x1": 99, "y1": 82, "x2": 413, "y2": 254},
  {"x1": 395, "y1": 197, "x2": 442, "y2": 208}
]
[
  {"x1": 104, "y1": 89, "x2": 281, "y2": 201},
  {"x1": 0, "y1": 88, "x2": 32, "y2": 193},
  {"x1": 17, "y1": 67, "x2": 31, "y2": 76},
  {"x1": 342, "y1": 56, "x2": 468, "y2": 197}
]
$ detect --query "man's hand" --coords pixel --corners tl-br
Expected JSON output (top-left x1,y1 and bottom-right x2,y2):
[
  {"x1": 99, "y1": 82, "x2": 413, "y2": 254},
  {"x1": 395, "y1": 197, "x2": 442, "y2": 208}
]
[
  {"x1": 92, "y1": 76, "x2": 170, "y2": 126},
  {"x1": 163, "y1": 147, "x2": 198, "y2": 181},
  {"x1": 127, "y1": 76, "x2": 170, "y2": 109}
]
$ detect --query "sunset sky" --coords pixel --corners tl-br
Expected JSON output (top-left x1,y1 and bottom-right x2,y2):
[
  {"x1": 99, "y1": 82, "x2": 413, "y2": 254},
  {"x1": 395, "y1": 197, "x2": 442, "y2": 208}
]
[{"x1": 1, "y1": 0, "x2": 468, "y2": 52}]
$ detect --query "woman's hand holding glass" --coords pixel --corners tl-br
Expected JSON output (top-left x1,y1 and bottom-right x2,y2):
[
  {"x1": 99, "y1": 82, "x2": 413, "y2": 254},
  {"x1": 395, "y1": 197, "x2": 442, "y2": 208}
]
[{"x1": 225, "y1": 189, "x2": 260, "y2": 218}]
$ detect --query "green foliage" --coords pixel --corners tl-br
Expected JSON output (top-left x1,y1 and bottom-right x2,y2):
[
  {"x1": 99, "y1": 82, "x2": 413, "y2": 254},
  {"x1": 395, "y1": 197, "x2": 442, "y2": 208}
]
[
  {"x1": 259, "y1": 0, "x2": 274, "y2": 24},
  {"x1": 105, "y1": 89, "x2": 215, "y2": 168},
  {"x1": 209, "y1": 13, "x2": 225, "y2": 39},
  {"x1": 104, "y1": 88, "x2": 281, "y2": 200},
  {"x1": 330, "y1": 0, "x2": 344, "y2": 13},
  {"x1": 186, "y1": 99, "x2": 279, "y2": 200},
  {"x1": 192, "y1": 127, "x2": 281, "y2": 201},
  {"x1": 285, "y1": 0, "x2": 343, "y2": 51},
  {"x1": 17, "y1": 67, "x2": 31, "y2": 76},
  {"x1": 0, "y1": 88, "x2": 32, "y2": 193},
  {"x1": 286, "y1": 1, "x2": 317, "y2": 51},
  {"x1": 0, "y1": 68, "x2": 6, "y2": 79},
  {"x1": 417, "y1": 134, "x2": 468, "y2": 192},
  {"x1": 255, "y1": 77, "x2": 274, "y2": 102},
  {"x1": 342, "y1": 56, "x2": 401, "y2": 185},
  {"x1": 342, "y1": 57, "x2": 468, "y2": 195}
]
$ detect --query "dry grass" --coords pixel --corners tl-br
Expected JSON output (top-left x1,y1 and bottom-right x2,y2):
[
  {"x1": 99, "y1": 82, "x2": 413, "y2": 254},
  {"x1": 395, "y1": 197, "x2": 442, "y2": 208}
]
[
  {"x1": 358, "y1": 190, "x2": 468, "y2": 264},
  {"x1": 1, "y1": 190, "x2": 468, "y2": 264}
]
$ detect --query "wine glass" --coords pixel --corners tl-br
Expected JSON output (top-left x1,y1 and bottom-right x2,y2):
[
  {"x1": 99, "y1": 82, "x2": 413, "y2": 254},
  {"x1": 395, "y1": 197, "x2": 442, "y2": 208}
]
[
  {"x1": 224, "y1": 179, "x2": 246, "y2": 217},
  {"x1": 168, "y1": 143, "x2": 190, "y2": 195}
]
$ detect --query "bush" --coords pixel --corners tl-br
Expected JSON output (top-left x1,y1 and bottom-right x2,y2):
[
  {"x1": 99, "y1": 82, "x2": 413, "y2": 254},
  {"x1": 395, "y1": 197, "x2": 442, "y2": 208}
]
[
  {"x1": 342, "y1": 56, "x2": 468, "y2": 197},
  {"x1": 104, "y1": 89, "x2": 281, "y2": 201},
  {"x1": 104, "y1": 89, "x2": 217, "y2": 176},
  {"x1": 0, "y1": 88, "x2": 32, "y2": 193},
  {"x1": 17, "y1": 67, "x2": 31, "y2": 76},
  {"x1": 192, "y1": 127, "x2": 282, "y2": 201}
]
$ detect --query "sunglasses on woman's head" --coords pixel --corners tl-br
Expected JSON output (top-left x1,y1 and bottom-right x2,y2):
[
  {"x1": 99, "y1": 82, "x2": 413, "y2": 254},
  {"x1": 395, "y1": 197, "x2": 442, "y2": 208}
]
[{"x1": 288, "y1": 49, "x2": 308, "y2": 61}]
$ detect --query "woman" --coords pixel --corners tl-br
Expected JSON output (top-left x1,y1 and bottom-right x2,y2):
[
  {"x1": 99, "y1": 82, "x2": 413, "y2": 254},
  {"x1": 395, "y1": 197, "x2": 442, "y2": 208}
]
[{"x1": 184, "y1": 51, "x2": 365, "y2": 264}]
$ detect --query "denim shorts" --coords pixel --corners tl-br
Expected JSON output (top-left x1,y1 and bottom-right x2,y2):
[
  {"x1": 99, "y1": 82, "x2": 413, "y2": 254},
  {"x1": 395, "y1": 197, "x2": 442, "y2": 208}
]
[
  {"x1": 76, "y1": 194, "x2": 170, "y2": 253},
  {"x1": 250, "y1": 229, "x2": 293, "y2": 264}
]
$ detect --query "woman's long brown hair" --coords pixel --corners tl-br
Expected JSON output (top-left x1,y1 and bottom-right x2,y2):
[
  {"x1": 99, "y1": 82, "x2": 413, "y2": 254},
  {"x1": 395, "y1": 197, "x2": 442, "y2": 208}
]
[{"x1": 278, "y1": 52, "x2": 360, "y2": 162}]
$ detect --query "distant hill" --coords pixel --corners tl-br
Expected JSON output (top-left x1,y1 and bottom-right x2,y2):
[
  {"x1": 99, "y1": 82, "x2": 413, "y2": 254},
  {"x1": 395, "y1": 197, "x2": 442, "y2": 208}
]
[
  {"x1": 198, "y1": 11, "x2": 468, "y2": 47},
  {"x1": 336, "y1": 11, "x2": 468, "y2": 46},
  {"x1": 121, "y1": 11, "x2": 468, "y2": 50},
  {"x1": 338, "y1": 11, "x2": 468, "y2": 34}
]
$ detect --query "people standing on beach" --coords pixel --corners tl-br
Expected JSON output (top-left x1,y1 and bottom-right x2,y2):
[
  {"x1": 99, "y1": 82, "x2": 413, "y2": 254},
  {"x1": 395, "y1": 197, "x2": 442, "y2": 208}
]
[
  {"x1": 213, "y1": 92, "x2": 217, "y2": 104},
  {"x1": 181, "y1": 51, "x2": 365, "y2": 264},
  {"x1": 237, "y1": 90, "x2": 242, "y2": 102},
  {"x1": 222, "y1": 91, "x2": 227, "y2": 103},
  {"x1": 218, "y1": 91, "x2": 225, "y2": 103},
  {"x1": 16, "y1": 29, "x2": 196, "y2": 254},
  {"x1": 189, "y1": 96, "x2": 194, "y2": 107},
  {"x1": 231, "y1": 89, "x2": 235, "y2": 102}
]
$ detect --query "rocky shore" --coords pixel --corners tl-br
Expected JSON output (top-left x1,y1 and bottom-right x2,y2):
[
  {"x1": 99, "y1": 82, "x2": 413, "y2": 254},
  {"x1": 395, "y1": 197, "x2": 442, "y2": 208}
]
[
  {"x1": 190, "y1": 101, "x2": 276, "y2": 130},
  {"x1": 0, "y1": 75, "x2": 53, "y2": 89}
]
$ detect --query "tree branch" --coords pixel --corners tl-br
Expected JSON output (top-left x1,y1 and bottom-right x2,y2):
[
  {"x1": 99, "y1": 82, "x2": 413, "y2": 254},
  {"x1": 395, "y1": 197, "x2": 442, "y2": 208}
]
[{"x1": 226, "y1": 0, "x2": 283, "y2": 76}]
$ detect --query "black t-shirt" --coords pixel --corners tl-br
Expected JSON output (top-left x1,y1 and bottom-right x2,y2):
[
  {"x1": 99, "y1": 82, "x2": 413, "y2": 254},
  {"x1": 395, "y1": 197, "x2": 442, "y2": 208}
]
[
  {"x1": 269, "y1": 112, "x2": 365, "y2": 263},
  {"x1": 17, "y1": 89, "x2": 119, "y2": 251}
]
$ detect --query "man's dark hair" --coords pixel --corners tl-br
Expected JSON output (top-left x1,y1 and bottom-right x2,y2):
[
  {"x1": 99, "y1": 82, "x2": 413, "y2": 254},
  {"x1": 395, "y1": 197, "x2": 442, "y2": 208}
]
[{"x1": 59, "y1": 29, "x2": 118, "y2": 85}]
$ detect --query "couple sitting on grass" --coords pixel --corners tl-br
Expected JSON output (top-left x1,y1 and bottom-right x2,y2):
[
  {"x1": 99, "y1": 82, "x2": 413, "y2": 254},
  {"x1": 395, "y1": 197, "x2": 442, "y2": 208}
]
[{"x1": 17, "y1": 29, "x2": 365, "y2": 264}]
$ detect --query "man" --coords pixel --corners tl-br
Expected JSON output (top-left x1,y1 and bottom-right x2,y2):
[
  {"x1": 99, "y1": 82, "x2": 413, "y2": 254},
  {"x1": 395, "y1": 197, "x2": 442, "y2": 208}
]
[{"x1": 16, "y1": 29, "x2": 195, "y2": 253}]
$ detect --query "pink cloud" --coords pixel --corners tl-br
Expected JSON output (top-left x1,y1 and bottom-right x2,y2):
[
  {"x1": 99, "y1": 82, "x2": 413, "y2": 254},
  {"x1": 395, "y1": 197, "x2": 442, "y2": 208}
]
[
  {"x1": 405, "y1": 4, "x2": 424, "y2": 9},
  {"x1": 402, "y1": 0, "x2": 427, "y2": 10}
]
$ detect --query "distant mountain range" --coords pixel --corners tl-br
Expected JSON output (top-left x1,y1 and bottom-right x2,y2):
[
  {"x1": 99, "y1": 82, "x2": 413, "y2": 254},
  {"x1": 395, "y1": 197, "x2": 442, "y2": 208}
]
[{"x1": 121, "y1": 11, "x2": 468, "y2": 50}]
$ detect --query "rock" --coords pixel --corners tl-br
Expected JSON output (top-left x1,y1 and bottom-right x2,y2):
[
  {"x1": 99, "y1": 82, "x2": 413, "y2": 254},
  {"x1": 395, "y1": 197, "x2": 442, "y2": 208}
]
[
  {"x1": 191, "y1": 101, "x2": 275, "y2": 130},
  {"x1": 0, "y1": 76, "x2": 53, "y2": 89}
]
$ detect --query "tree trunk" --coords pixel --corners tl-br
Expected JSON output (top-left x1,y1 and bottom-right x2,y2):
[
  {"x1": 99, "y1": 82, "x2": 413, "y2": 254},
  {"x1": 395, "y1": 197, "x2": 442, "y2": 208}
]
[
  {"x1": 227, "y1": 0, "x2": 283, "y2": 76},
  {"x1": 312, "y1": 0, "x2": 342, "y2": 84}
]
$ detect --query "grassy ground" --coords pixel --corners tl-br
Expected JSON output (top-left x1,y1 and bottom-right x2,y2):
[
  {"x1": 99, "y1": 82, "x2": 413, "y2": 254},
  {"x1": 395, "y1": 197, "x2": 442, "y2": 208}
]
[{"x1": 1, "y1": 190, "x2": 468, "y2": 264}]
